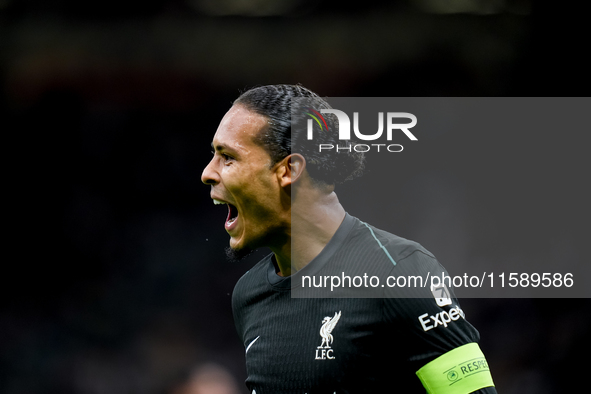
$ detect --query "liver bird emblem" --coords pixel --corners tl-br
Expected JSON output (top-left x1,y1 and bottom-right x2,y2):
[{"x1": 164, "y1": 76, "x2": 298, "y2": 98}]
[{"x1": 318, "y1": 311, "x2": 341, "y2": 349}]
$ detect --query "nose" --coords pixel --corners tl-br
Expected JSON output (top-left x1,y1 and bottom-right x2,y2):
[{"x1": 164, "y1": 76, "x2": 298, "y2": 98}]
[{"x1": 201, "y1": 157, "x2": 219, "y2": 185}]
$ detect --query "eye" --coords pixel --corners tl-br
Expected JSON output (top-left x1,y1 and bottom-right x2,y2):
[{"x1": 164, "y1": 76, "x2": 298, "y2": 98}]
[{"x1": 221, "y1": 153, "x2": 234, "y2": 162}]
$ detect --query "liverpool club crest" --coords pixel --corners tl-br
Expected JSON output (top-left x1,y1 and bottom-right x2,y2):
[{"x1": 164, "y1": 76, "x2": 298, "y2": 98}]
[{"x1": 315, "y1": 311, "x2": 341, "y2": 360}]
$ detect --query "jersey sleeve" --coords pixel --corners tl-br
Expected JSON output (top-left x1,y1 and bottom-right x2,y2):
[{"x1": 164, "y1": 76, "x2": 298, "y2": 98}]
[{"x1": 382, "y1": 250, "x2": 496, "y2": 394}]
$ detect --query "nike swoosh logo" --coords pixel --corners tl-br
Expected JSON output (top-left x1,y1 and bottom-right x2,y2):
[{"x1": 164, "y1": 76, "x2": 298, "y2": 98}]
[{"x1": 245, "y1": 336, "x2": 260, "y2": 354}]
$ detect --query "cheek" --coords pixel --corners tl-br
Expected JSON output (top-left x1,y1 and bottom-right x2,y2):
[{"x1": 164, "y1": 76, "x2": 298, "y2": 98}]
[
  {"x1": 222, "y1": 160, "x2": 279, "y2": 207},
  {"x1": 221, "y1": 165, "x2": 249, "y2": 191},
  {"x1": 242, "y1": 172, "x2": 279, "y2": 212}
]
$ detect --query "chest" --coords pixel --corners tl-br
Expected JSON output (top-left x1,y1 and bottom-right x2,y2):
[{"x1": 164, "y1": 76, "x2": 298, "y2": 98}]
[{"x1": 240, "y1": 295, "x2": 391, "y2": 393}]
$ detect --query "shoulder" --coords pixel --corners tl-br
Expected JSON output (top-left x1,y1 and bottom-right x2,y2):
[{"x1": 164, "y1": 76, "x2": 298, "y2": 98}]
[
  {"x1": 231, "y1": 253, "x2": 275, "y2": 338},
  {"x1": 232, "y1": 253, "x2": 273, "y2": 306},
  {"x1": 347, "y1": 215, "x2": 436, "y2": 267}
]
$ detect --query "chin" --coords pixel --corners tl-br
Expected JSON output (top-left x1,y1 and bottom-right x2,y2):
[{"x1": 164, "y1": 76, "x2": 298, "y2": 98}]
[
  {"x1": 225, "y1": 245, "x2": 255, "y2": 262},
  {"x1": 229, "y1": 230, "x2": 260, "y2": 252},
  {"x1": 229, "y1": 236, "x2": 246, "y2": 251}
]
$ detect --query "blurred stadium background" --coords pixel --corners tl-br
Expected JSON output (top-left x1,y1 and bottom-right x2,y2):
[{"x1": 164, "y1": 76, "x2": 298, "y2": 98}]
[{"x1": 1, "y1": 0, "x2": 589, "y2": 393}]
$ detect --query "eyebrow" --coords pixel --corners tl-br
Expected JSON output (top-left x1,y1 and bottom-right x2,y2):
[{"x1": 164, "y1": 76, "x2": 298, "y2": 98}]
[
  {"x1": 211, "y1": 142, "x2": 239, "y2": 155},
  {"x1": 211, "y1": 142, "x2": 224, "y2": 151}
]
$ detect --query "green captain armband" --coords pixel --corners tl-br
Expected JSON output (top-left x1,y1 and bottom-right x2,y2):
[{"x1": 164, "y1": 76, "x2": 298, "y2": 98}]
[{"x1": 416, "y1": 343, "x2": 494, "y2": 394}]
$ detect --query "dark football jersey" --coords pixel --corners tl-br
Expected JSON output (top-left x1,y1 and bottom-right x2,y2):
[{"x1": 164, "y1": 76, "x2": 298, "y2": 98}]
[{"x1": 232, "y1": 214, "x2": 496, "y2": 393}]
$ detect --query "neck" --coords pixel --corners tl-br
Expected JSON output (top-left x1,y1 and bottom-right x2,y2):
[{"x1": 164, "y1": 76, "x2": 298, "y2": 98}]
[{"x1": 272, "y1": 188, "x2": 345, "y2": 277}]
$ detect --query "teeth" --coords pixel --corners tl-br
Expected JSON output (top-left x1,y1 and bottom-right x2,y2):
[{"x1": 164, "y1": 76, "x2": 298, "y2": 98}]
[{"x1": 213, "y1": 199, "x2": 226, "y2": 205}]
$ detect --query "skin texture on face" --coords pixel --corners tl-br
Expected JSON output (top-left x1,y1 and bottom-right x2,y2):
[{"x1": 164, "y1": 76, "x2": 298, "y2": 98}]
[{"x1": 201, "y1": 105, "x2": 291, "y2": 253}]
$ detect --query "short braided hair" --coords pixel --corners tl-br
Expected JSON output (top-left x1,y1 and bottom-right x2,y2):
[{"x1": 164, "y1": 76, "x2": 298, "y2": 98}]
[{"x1": 234, "y1": 84, "x2": 364, "y2": 186}]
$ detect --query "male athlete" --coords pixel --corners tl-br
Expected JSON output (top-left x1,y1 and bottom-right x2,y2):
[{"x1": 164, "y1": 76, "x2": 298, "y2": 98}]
[{"x1": 202, "y1": 85, "x2": 496, "y2": 393}]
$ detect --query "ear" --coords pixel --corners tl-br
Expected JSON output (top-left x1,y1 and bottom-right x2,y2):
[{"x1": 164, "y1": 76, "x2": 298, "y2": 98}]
[{"x1": 277, "y1": 154, "x2": 306, "y2": 188}]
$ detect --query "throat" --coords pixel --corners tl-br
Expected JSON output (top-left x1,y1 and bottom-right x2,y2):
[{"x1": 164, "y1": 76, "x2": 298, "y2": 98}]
[{"x1": 273, "y1": 254, "x2": 294, "y2": 277}]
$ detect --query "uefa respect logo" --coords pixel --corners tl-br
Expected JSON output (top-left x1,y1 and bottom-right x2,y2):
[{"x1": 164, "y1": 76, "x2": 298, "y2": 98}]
[{"x1": 304, "y1": 107, "x2": 417, "y2": 153}]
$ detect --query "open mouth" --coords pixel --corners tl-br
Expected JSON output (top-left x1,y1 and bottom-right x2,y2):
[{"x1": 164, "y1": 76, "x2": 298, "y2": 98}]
[
  {"x1": 213, "y1": 199, "x2": 239, "y2": 231},
  {"x1": 226, "y1": 203, "x2": 239, "y2": 228}
]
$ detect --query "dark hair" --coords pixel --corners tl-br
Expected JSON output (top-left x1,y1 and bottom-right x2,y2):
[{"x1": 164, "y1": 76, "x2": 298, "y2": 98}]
[{"x1": 234, "y1": 84, "x2": 364, "y2": 186}]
